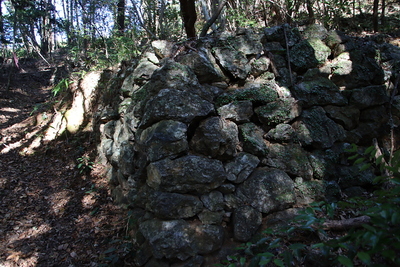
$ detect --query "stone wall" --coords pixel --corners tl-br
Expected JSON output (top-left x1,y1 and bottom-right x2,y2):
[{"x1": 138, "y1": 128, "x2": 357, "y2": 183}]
[{"x1": 97, "y1": 24, "x2": 400, "y2": 266}]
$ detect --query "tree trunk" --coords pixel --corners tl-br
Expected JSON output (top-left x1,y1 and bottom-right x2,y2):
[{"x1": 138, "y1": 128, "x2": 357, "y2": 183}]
[
  {"x1": 0, "y1": 0, "x2": 6, "y2": 45},
  {"x1": 116, "y1": 0, "x2": 125, "y2": 35},
  {"x1": 179, "y1": 0, "x2": 197, "y2": 38},
  {"x1": 306, "y1": 0, "x2": 315, "y2": 24},
  {"x1": 200, "y1": 0, "x2": 227, "y2": 37},
  {"x1": 373, "y1": 0, "x2": 379, "y2": 32},
  {"x1": 381, "y1": 0, "x2": 386, "y2": 28}
]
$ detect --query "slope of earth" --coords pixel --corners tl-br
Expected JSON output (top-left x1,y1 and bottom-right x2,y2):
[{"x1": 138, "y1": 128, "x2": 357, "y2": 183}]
[{"x1": 0, "y1": 58, "x2": 131, "y2": 266}]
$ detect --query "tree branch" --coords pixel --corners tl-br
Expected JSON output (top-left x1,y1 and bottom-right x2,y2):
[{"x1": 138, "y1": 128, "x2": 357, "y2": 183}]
[
  {"x1": 199, "y1": 0, "x2": 227, "y2": 38},
  {"x1": 321, "y1": 215, "x2": 370, "y2": 231}
]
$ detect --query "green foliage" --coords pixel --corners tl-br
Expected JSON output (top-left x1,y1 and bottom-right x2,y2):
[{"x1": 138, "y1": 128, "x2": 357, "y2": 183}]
[
  {"x1": 227, "y1": 8, "x2": 258, "y2": 28},
  {"x1": 52, "y1": 78, "x2": 73, "y2": 97},
  {"x1": 222, "y1": 145, "x2": 400, "y2": 266},
  {"x1": 76, "y1": 156, "x2": 94, "y2": 174}
]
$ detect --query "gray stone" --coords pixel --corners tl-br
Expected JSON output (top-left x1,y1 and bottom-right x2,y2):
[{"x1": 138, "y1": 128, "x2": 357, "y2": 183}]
[
  {"x1": 349, "y1": 85, "x2": 389, "y2": 109},
  {"x1": 266, "y1": 123, "x2": 297, "y2": 142},
  {"x1": 330, "y1": 50, "x2": 385, "y2": 89},
  {"x1": 212, "y1": 46, "x2": 251, "y2": 80},
  {"x1": 265, "y1": 208, "x2": 301, "y2": 229},
  {"x1": 335, "y1": 166, "x2": 375, "y2": 188},
  {"x1": 302, "y1": 24, "x2": 328, "y2": 40},
  {"x1": 225, "y1": 152, "x2": 260, "y2": 184},
  {"x1": 233, "y1": 206, "x2": 262, "y2": 242},
  {"x1": 130, "y1": 58, "x2": 159, "y2": 85},
  {"x1": 118, "y1": 98, "x2": 133, "y2": 115},
  {"x1": 171, "y1": 255, "x2": 204, "y2": 267},
  {"x1": 146, "y1": 191, "x2": 203, "y2": 219},
  {"x1": 294, "y1": 177, "x2": 324, "y2": 205},
  {"x1": 218, "y1": 183, "x2": 236, "y2": 194},
  {"x1": 118, "y1": 140, "x2": 135, "y2": 176},
  {"x1": 263, "y1": 42, "x2": 285, "y2": 54},
  {"x1": 290, "y1": 40, "x2": 320, "y2": 71},
  {"x1": 152, "y1": 40, "x2": 176, "y2": 58},
  {"x1": 216, "y1": 84, "x2": 278, "y2": 107},
  {"x1": 224, "y1": 194, "x2": 242, "y2": 211},
  {"x1": 264, "y1": 143, "x2": 313, "y2": 180},
  {"x1": 147, "y1": 155, "x2": 227, "y2": 193},
  {"x1": 190, "y1": 117, "x2": 239, "y2": 160},
  {"x1": 191, "y1": 224, "x2": 224, "y2": 254},
  {"x1": 236, "y1": 168, "x2": 296, "y2": 214},
  {"x1": 250, "y1": 56, "x2": 271, "y2": 77},
  {"x1": 198, "y1": 210, "x2": 224, "y2": 225},
  {"x1": 140, "y1": 88, "x2": 214, "y2": 128},
  {"x1": 138, "y1": 120, "x2": 188, "y2": 162},
  {"x1": 238, "y1": 123, "x2": 269, "y2": 156},
  {"x1": 255, "y1": 97, "x2": 302, "y2": 126},
  {"x1": 306, "y1": 38, "x2": 332, "y2": 64},
  {"x1": 178, "y1": 48, "x2": 225, "y2": 83},
  {"x1": 140, "y1": 220, "x2": 223, "y2": 259},
  {"x1": 359, "y1": 106, "x2": 389, "y2": 124},
  {"x1": 293, "y1": 77, "x2": 348, "y2": 107},
  {"x1": 217, "y1": 101, "x2": 253, "y2": 123},
  {"x1": 324, "y1": 181, "x2": 342, "y2": 202},
  {"x1": 293, "y1": 106, "x2": 345, "y2": 149},
  {"x1": 264, "y1": 25, "x2": 301, "y2": 47},
  {"x1": 102, "y1": 120, "x2": 116, "y2": 139},
  {"x1": 325, "y1": 30, "x2": 348, "y2": 49},
  {"x1": 201, "y1": 191, "x2": 224, "y2": 211},
  {"x1": 145, "y1": 258, "x2": 170, "y2": 267},
  {"x1": 324, "y1": 105, "x2": 360, "y2": 130},
  {"x1": 141, "y1": 61, "x2": 201, "y2": 97},
  {"x1": 231, "y1": 32, "x2": 264, "y2": 55},
  {"x1": 101, "y1": 138, "x2": 114, "y2": 161}
]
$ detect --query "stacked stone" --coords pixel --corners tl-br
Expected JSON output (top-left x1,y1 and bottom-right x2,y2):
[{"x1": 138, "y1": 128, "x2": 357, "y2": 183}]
[{"x1": 97, "y1": 24, "x2": 399, "y2": 265}]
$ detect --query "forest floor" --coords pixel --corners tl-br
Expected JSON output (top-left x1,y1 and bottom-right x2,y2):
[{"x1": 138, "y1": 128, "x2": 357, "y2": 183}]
[{"x1": 0, "y1": 58, "x2": 132, "y2": 266}]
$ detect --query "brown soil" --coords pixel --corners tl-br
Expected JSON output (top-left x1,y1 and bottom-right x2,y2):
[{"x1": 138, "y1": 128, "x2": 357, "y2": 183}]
[{"x1": 0, "y1": 59, "x2": 131, "y2": 266}]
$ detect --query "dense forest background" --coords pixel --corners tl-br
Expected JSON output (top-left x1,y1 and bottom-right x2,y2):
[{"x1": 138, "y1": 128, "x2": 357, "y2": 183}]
[{"x1": 1, "y1": 0, "x2": 399, "y2": 67}]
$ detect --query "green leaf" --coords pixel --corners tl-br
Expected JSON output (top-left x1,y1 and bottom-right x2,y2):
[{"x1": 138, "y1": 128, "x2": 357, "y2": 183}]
[
  {"x1": 382, "y1": 250, "x2": 396, "y2": 261},
  {"x1": 365, "y1": 146, "x2": 376, "y2": 157},
  {"x1": 376, "y1": 155, "x2": 384, "y2": 166},
  {"x1": 348, "y1": 154, "x2": 359, "y2": 160},
  {"x1": 354, "y1": 157, "x2": 365, "y2": 165},
  {"x1": 311, "y1": 243, "x2": 325, "y2": 248},
  {"x1": 259, "y1": 255, "x2": 272, "y2": 265},
  {"x1": 289, "y1": 243, "x2": 306, "y2": 250},
  {"x1": 357, "y1": 251, "x2": 371, "y2": 264},
  {"x1": 273, "y1": 259, "x2": 285, "y2": 267},
  {"x1": 362, "y1": 224, "x2": 376, "y2": 233},
  {"x1": 359, "y1": 163, "x2": 371, "y2": 172},
  {"x1": 239, "y1": 257, "x2": 246, "y2": 265},
  {"x1": 337, "y1": 255, "x2": 353, "y2": 267}
]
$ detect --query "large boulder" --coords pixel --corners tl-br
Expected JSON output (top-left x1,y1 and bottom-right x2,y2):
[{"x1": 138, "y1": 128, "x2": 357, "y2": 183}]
[
  {"x1": 146, "y1": 191, "x2": 203, "y2": 219},
  {"x1": 138, "y1": 120, "x2": 188, "y2": 162},
  {"x1": 140, "y1": 88, "x2": 215, "y2": 128},
  {"x1": 233, "y1": 206, "x2": 262, "y2": 242},
  {"x1": 190, "y1": 117, "x2": 239, "y2": 160},
  {"x1": 177, "y1": 48, "x2": 225, "y2": 83},
  {"x1": 236, "y1": 168, "x2": 296, "y2": 214},
  {"x1": 146, "y1": 155, "x2": 227, "y2": 194},
  {"x1": 264, "y1": 143, "x2": 313, "y2": 180},
  {"x1": 293, "y1": 106, "x2": 345, "y2": 149},
  {"x1": 238, "y1": 123, "x2": 269, "y2": 157},
  {"x1": 293, "y1": 77, "x2": 348, "y2": 107},
  {"x1": 139, "y1": 219, "x2": 224, "y2": 260},
  {"x1": 255, "y1": 97, "x2": 302, "y2": 126},
  {"x1": 225, "y1": 152, "x2": 260, "y2": 184}
]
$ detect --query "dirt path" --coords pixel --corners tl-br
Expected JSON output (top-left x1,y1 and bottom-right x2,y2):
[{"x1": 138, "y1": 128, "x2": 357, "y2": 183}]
[{"x1": 0, "y1": 61, "x2": 130, "y2": 266}]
